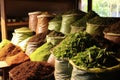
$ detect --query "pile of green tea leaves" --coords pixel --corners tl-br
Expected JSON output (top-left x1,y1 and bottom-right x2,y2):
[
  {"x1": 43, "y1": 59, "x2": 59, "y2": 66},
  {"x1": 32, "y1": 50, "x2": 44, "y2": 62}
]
[
  {"x1": 62, "y1": 9, "x2": 86, "y2": 22},
  {"x1": 87, "y1": 16, "x2": 119, "y2": 25},
  {"x1": 71, "y1": 10, "x2": 99, "y2": 27},
  {"x1": 48, "y1": 15, "x2": 62, "y2": 32},
  {"x1": 63, "y1": 9, "x2": 86, "y2": 16},
  {"x1": 52, "y1": 31, "x2": 98, "y2": 59},
  {"x1": 48, "y1": 30, "x2": 64, "y2": 37},
  {"x1": 71, "y1": 46, "x2": 119, "y2": 69},
  {"x1": 30, "y1": 42, "x2": 54, "y2": 61},
  {"x1": 50, "y1": 15, "x2": 62, "y2": 21}
]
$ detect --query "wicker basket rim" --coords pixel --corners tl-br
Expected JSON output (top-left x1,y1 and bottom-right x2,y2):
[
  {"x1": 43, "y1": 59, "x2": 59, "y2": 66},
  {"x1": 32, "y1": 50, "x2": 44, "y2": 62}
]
[
  {"x1": 69, "y1": 60, "x2": 120, "y2": 73},
  {"x1": 103, "y1": 32, "x2": 120, "y2": 36}
]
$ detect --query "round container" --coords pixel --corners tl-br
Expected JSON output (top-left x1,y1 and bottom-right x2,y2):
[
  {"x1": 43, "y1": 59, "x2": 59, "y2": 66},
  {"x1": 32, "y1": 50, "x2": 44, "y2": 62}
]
[
  {"x1": 28, "y1": 11, "x2": 41, "y2": 31},
  {"x1": 104, "y1": 32, "x2": 120, "y2": 45},
  {"x1": 36, "y1": 14, "x2": 54, "y2": 34}
]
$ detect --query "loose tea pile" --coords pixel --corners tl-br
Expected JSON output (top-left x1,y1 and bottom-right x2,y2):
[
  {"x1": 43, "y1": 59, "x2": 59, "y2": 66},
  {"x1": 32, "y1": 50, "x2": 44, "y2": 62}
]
[
  {"x1": 46, "y1": 30, "x2": 65, "y2": 45},
  {"x1": 30, "y1": 42, "x2": 54, "y2": 61},
  {"x1": 71, "y1": 46, "x2": 119, "y2": 69},
  {"x1": 93, "y1": 36, "x2": 120, "y2": 52},
  {"x1": 104, "y1": 20, "x2": 120, "y2": 34},
  {"x1": 9, "y1": 61, "x2": 55, "y2": 80},
  {"x1": 60, "y1": 9, "x2": 86, "y2": 34},
  {"x1": 6, "y1": 52, "x2": 29, "y2": 66},
  {"x1": 11, "y1": 27, "x2": 34, "y2": 45},
  {"x1": 52, "y1": 31, "x2": 98, "y2": 59},
  {"x1": 0, "y1": 39, "x2": 10, "y2": 50},
  {"x1": 0, "y1": 43, "x2": 23, "y2": 61},
  {"x1": 71, "y1": 10, "x2": 99, "y2": 27},
  {"x1": 28, "y1": 31, "x2": 50, "y2": 42},
  {"x1": 48, "y1": 15, "x2": 62, "y2": 32},
  {"x1": 63, "y1": 9, "x2": 86, "y2": 15},
  {"x1": 47, "y1": 30, "x2": 64, "y2": 37},
  {"x1": 25, "y1": 32, "x2": 50, "y2": 55},
  {"x1": 88, "y1": 16, "x2": 119, "y2": 25}
]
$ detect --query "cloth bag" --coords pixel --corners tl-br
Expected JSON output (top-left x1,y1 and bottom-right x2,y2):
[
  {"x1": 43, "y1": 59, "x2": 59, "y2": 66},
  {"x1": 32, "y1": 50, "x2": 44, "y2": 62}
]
[{"x1": 54, "y1": 59, "x2": 73, "y2": 80}]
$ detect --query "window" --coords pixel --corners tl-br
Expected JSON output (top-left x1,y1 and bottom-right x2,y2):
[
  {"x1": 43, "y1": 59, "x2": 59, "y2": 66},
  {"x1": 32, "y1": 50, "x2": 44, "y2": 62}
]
[
  {"x1": 81, "y1": 0, "x2": 120, "y2": 17},
  {"x1": 81, "y1": 0, "x2": 88, "y2": 12}
]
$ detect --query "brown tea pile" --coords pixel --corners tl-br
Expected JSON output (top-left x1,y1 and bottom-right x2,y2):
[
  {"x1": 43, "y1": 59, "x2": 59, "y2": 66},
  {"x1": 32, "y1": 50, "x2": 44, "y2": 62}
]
[
  {"x1": 6, "y1": 52, "x2": 29, "y2": 66},
  {"x1": 28, "y1": 30, "x2": 50, "y2": 42},
  {"x1": 0, "y1": 43, "x2": 23, "y2": 61},
  {"x1": 9, "y1": 61, "x2": 55, "y2": 80},
  {"x1": 104, "y1": 20, "x2": 120, "y2": 34},
  {"x1": 25, "y1": 32, "x2": 50, "y2": 55}
]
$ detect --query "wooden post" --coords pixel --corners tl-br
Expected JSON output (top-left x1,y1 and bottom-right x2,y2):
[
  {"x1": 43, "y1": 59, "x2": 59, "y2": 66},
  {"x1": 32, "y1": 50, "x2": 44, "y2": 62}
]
[
  {"x1": 75, "y1": 0, "x2": 79, "y2": 10},
  {"x1": 88, "y1": 0, "x2": 92, "y2": 11},
  {"x1": 1, "y1": 0, "x2": 7, "y2": 40}
]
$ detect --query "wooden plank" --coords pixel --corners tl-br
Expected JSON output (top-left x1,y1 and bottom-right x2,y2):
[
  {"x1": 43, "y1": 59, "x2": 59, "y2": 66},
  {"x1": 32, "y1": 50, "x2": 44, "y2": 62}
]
[
  {"x1": 7, "y1": 22, "x2": 28, "y2": 27},
  {"x1": 1, "y1": 0, "x2": 7, "y2": 40}
]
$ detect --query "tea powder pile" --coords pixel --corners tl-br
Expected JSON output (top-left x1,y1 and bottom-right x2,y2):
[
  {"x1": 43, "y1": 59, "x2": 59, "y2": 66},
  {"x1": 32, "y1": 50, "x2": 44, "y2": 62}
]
[{"x1": 9, "y1": 61, "x2": 55, "y2": 80}]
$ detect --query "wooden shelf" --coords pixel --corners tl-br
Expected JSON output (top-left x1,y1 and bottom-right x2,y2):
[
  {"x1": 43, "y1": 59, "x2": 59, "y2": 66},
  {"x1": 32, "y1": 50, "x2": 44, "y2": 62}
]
[
  {"x1": 0, "y1": 21, "x2": 28, "y2": 31},
  {"x1": 0, "y1": 0, "x2": 82, "y2": 40},
  {"x1": 7, "y1": 21, "x2": 28, "y2": 27}
]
